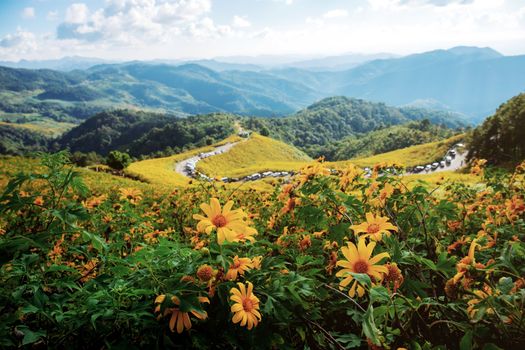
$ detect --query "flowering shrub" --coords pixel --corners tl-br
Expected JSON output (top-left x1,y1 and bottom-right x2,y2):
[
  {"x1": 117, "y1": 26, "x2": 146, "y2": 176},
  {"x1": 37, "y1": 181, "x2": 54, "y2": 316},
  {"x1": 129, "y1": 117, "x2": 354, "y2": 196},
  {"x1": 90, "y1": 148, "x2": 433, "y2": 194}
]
[{"x1": 0, "y1": 153, "x2": 524, "y2": 349}]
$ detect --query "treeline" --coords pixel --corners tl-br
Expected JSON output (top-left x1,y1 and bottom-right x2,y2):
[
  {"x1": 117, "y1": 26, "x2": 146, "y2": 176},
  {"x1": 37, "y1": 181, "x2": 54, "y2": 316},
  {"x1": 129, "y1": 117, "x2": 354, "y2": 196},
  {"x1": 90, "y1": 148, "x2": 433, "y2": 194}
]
[
  {"x1": 59, "y1": 110, "x2": 236, "y2": 157},
  {"x1": 0, "y1": 125, "x2": 49, "y2": 155},
  {"x1": 320, "y1": 120, "x2": 456, "y2": 160},
  {"x1": 468, "y1": 93, "x2": 525, "y2": 165},
  {"x1": 243, "y1": 96, "x2": 466, "y2": 159}
]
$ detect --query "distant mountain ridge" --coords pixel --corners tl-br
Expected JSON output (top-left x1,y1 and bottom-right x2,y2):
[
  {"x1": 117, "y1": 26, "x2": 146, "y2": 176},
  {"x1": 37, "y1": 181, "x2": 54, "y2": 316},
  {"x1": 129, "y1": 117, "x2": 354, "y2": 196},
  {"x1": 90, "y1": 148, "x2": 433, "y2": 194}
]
[{"x1": 0, "y1": 46, "x2": 523, "y2": 121}]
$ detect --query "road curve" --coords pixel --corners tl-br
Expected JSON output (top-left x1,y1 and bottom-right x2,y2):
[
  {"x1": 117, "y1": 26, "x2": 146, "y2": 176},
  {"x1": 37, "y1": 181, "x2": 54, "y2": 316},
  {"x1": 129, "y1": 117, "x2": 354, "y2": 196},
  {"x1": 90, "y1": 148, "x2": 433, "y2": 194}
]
[
  {"x1": 173, "y1": 138, "x2": 468, "y2": 182},
  {"x1": 174, "y1": 142, "x2": 240, "y2": 177}
]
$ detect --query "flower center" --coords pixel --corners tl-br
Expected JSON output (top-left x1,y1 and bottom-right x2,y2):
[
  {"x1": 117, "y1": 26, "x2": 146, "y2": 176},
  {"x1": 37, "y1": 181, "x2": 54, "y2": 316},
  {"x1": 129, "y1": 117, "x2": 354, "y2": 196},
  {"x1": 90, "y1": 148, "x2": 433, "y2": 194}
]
[
  {"x1": 197, "y1": 266, "x2": 213, "y2": 281},
  {"x1": 353, "y1": 260, "x2": 369, "y2": 274},
  {"x1": 367, "y1": 223, "x2": 380, "y2": 234},
  {"x1": 212, "y1": 214, "x2": 228, "y2": 228},
  {"x1": 242, "y1": 298, "x2": 254, "y2": 311},
  {"x1": 232, "y1": 261, "x2": 241, "y2": 269}
]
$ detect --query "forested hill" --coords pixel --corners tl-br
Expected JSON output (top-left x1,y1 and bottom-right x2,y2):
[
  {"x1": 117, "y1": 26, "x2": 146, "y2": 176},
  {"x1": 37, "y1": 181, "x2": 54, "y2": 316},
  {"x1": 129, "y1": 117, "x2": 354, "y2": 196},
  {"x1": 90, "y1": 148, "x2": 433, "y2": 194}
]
[
  {"x1": 58, "y1": 110, "x2": 236, "y2": 157},
  {"x1": 242, "y1": 96, "x2": 466, "y2": 158},
  {"x1": 1, "y1": 46, "x2": 524, "y2": 122},
  {"x1": 0, "y1": 63, "x2": 316, "y2": 120},
  {"x1": 468, "y1": 93, "x2": 525, "y2": 165}
]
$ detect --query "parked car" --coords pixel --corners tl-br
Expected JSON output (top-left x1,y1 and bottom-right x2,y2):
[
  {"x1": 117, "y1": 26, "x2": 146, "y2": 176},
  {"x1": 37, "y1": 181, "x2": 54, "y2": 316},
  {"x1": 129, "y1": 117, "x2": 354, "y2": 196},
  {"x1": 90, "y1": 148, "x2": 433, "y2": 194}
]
[
  {"x1": 445, "y1": 156, "x2": 452, "y2": 164},
  {"x1": 440, "y1": 161, "x2": 446, "y2": 168}
]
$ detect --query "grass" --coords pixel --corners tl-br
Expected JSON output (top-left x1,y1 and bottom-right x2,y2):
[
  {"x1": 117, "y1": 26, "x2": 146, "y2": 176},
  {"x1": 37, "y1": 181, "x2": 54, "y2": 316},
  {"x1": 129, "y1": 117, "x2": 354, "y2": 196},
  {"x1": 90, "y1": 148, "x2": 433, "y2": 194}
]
[
  {"x1": 126, "y1": 135, "x2": 242, "y2": 187},
  {"x1": 0, "y1": 119, "x2": 77, "y2": 137},
  {"x1": 403, "y1": 170, "x2": 478, "y2": 185},
  {"x1": 196, "y1": 133, "x2": 312, "y2": 178},
  {"x1": 343, "y1": 134, "x2": 465, "y2": 168}
]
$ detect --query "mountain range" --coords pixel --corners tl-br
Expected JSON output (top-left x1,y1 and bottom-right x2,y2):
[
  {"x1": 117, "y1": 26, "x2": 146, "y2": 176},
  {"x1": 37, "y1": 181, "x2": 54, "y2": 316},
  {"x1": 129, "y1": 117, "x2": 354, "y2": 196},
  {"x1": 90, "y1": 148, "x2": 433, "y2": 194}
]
[{"x1": 0, "y1": 46, "x2": 523, "y2": 122}]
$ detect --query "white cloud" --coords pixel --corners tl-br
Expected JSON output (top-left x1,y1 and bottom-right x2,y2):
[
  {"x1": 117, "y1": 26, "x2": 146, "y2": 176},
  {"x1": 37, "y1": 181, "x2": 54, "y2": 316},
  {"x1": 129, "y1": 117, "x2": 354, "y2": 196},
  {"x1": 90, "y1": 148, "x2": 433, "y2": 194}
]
[
  {"x1": 2, "y1": 0, "x2": 524, "y2": 61},
  {"x1": 0, "y1": 29, "x2": 38, "y2": 60},
  {"x1": 65, "y1": 3, "x2": 89, "y2": 24},
  {"x1": 323, "y1": 9, "x2": 349, "y2": 19},
  {"x1": 56, "y1": 0, "x2": 227, "y2": 45},
  {"x1": 21, "y1": 7, "x2": 35, "y2": 19},
  {"x1": 233, "y1": 15, "x2": 251, "y2": 28},
  {"x1": 47, "y1": 10, "x2": 59, "y2": 21}
]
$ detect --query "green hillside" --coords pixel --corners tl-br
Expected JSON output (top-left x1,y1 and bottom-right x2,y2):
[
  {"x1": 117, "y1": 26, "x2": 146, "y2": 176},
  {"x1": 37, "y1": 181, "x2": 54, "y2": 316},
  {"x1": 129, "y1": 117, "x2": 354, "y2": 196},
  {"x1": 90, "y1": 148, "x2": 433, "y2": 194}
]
[
  {"x1": 243, "y1": 96, "x2": 465, "y2": 159},
  {"x1": 59, "y1": 110, "x2": 236, "y2": 157},
  {"x1": 468, "y1": 93, "x2": 525, "y2": 165}
]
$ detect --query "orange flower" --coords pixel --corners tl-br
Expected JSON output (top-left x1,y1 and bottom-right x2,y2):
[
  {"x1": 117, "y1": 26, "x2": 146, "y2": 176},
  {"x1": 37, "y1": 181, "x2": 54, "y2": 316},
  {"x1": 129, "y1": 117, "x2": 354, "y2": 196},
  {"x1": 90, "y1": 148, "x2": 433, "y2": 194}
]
[
  {"x1": 470, "y1": 159, "x2": 487, "y2": 176},
  {"x1": 196, "y1": 264, "x2": 216, "y2": 282},
  {"x1": 33, "y1": 196, "x2": 44, "y2": 206},
  {"x1": 351, "y1": 213, "x2": 398, "y2": 241},
  {"x1": 119, "y1": 188, "x2": 142, "y2": 205},
  {"x1": 298, "y1": 234, "x2": 312, "y2": 251},
  {"x1": 154, "y1": 295, "x2": 209, "y2": 333},
  {"x1": 383, "y1": 262, "x2": 404, "y2": 293},
  {"x1": 83, "y1": 194, "x2": 107, "y2": 209},
  {"x1": 225, "y1": 256, "x2": 253, "y2": 281}
]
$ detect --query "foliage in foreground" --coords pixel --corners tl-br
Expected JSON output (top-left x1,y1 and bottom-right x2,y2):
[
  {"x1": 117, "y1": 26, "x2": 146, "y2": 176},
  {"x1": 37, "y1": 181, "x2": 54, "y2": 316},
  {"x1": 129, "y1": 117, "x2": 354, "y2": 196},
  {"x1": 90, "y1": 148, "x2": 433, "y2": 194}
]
[{"x1": 0, "y1": 152, "x2": 524, "y2": 349}]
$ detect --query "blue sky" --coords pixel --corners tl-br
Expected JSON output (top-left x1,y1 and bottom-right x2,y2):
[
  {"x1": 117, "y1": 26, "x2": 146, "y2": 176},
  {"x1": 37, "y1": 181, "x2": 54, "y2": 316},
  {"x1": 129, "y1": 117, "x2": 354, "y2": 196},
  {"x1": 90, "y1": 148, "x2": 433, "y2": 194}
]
[{"x1": 0, "y1": 0, "x2": 524, "y2": 61}]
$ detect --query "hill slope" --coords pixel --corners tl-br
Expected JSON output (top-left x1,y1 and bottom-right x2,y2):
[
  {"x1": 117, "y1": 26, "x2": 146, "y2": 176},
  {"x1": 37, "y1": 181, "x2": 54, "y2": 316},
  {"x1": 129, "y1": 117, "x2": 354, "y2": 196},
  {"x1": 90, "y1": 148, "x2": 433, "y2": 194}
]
[
  {"x1": 468, "y1": 93, "x2": 525, "y2": 165},
  {"x1": 243, "y1": 96, "x2": 465, "y2": 158},
  {"x1": 196, "y1": 134, "x2": 312, "y2": 178},
  {"x1": 59, "y1": 110, "x2": 236, "y2": 156},
  {"x1": 1, "y1": 47, "x2": 523, "y2": 122}
]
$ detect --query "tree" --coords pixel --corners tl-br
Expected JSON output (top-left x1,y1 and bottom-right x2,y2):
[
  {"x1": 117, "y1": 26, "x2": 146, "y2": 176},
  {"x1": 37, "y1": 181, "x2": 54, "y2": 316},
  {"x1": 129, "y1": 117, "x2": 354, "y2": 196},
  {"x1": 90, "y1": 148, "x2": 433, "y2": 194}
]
[{"x1": 106, "y1": 151, "x2": 131, "y2": 170}]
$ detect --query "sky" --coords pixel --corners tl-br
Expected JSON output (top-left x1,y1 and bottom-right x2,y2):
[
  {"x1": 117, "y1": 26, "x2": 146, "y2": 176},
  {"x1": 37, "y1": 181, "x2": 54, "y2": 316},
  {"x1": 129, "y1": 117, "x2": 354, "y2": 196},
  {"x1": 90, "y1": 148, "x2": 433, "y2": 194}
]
[{"x1": 0, "y1": 0, "x2": 524, "y2": 62}]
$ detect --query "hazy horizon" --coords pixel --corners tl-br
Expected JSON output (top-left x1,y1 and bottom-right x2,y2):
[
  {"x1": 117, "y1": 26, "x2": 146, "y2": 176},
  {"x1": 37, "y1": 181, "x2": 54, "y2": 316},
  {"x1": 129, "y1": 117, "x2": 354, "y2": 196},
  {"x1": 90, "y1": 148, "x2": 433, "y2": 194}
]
[{"x1": 1, "y1": 0, "x2": 524, "y2": 62}]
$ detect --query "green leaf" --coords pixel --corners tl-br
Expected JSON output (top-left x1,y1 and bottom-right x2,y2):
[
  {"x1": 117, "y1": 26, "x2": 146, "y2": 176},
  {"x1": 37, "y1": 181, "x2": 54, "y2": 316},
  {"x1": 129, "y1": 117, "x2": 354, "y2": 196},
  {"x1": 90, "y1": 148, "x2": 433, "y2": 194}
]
[
  {"x1": 81, "y1": 230, "x2": 107, "y2": 251},
  {"x1": 350, "y1": 273, "x2": 372, "y2": 287},
  {"x1": 498, "y1": 277, "x2": 514, "y2": 294},
  {"x1": 369, "y1": 286, "x2": 390, "y2": 304},
  {"x1": 362, "y1": 305, "x2": 382, "y2": 346},
  {"x1": 21, "y1": 328, "x2": 46, "y2": 346},
  {"x1": 459, "y1": 331, "x2": 473, "y2": 350}
]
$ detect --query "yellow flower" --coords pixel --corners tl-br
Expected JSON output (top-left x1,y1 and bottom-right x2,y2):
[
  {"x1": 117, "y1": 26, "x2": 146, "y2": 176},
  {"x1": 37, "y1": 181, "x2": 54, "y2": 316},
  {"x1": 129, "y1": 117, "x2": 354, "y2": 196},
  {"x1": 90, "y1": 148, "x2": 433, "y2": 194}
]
[
  {"x1": 470, "y1": 158, "x2": 488, "y2": 176},
  {"x1": 230, "y1": 281, "x2": 262, "y2": 330},
  {"x1": 193, "y1": 198, "x2": 256, "y2": 244},
  {"x1": 225, "y1": 256, "x2": 253, "y2": 281},
  {"x1": 154, "y1": 295, "x2": 209, "y2": 333},
  {"x1": 251, "y1": 256, "x2": 263, "y2": 270},
  {"x1": 297, "y1": 163, "x2": 331, "y2": 185},
  {"x1": 82, "y1": 194, "x2": 108, "y2": 209},
  {"x1": 232, "y1": 224, "x2": 258, "y2": 243},
  {"x1": 467, "y1": 285, "x2": 495, "y2": 320},
  {"x1": 336, "y1": 239, "x2": 390, "y2": 297},
  {"x1": 119, "y1": 188, "x2": 142, "y2": 205},
  {"x1": 351, "y1": 213, "x2": 398, "y2": 241},
  {"x1": 370, "y1": 183, "x2": 395, "y2": 207},
  {"x1": 339, "y1": 164, "x2": 362, "y2": 190}
]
